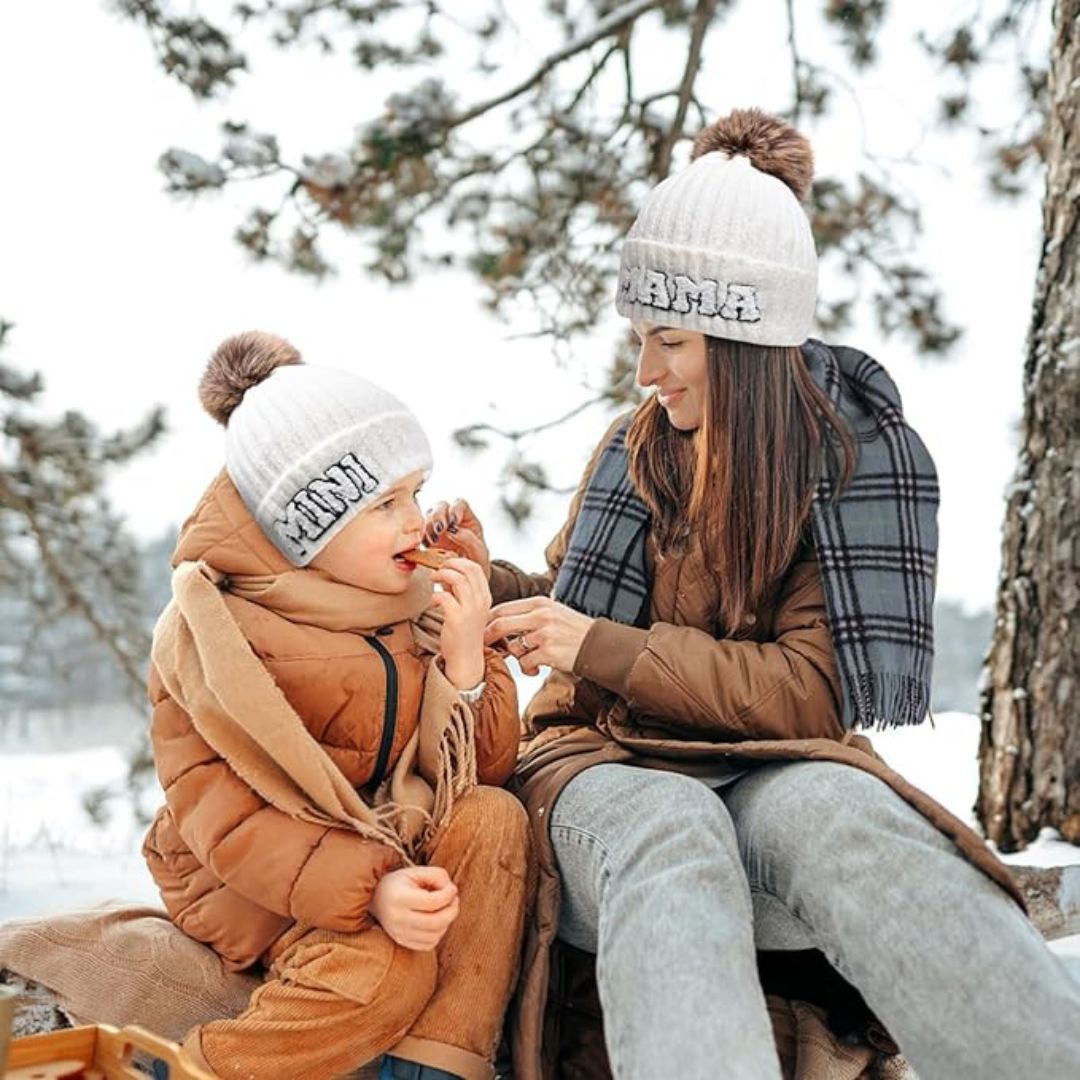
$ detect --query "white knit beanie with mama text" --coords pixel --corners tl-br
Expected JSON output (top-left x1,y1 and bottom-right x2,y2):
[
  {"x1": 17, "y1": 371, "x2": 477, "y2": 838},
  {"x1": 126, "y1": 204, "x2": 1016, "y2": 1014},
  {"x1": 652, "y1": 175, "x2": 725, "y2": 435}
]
[
  {"x1": 616, "y1": 108, "x2": 818, "y2": 347},
  {"x1": 199, "y1": 331, "x2": 432, "y2": 566}
]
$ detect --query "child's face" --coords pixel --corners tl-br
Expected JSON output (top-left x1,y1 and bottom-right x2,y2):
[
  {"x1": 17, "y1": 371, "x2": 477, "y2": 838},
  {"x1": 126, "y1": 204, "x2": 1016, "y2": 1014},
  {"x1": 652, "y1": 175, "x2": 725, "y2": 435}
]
[{"x1": 309, "y1": 469, "x2": 427, "y2": 593}]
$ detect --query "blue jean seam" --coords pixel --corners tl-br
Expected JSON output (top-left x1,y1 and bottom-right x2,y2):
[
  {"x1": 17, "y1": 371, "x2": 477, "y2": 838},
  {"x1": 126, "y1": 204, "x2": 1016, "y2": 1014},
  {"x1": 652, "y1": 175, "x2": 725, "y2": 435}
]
[
  {"x1": 550, "y1": 821, "x2": 610, "y2": 858},
  {"x1": 552, "y1": 821, "x2": 611, "y2": 959},
  {"x1": 551, "y1": 822, "x2": 613, "y2": 899}
]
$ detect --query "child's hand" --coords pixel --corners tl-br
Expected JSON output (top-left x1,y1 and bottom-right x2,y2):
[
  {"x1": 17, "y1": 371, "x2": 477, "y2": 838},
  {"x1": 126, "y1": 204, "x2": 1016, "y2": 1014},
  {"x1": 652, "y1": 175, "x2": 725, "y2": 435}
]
[
  {"x1": 431, "y1": 556, "x2": 490, "y2": 691},
  {"x1": 424, "y1": 499, "x2": 490, "y2": 578},
  {"x1": 369, "y1": 866, "x2": 459, "y2": 952}
]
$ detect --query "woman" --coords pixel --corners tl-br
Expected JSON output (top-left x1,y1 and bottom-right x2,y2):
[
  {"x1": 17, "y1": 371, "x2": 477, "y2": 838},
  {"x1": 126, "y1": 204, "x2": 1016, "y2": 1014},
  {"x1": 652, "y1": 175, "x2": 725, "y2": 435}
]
[{"x1": 427, "y1": 109, "x2": 1080, "y2": 1079}]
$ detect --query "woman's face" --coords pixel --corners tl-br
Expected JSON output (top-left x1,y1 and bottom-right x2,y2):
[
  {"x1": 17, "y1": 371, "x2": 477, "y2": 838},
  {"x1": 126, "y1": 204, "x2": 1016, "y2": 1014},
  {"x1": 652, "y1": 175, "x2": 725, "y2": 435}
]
[
  {"x1": 631, "y1": 320, "x2": 709, "y2": 431},
  {"x1": 309, "y1": 469, "x2": 427, "y2": 593}
]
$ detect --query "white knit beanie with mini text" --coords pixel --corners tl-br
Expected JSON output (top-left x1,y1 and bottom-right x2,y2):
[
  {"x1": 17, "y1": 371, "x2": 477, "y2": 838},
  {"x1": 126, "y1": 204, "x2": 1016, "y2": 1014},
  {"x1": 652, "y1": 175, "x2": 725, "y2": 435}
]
[{"x1": 199, "y1": 331, "x2": 432, "y2": 566}]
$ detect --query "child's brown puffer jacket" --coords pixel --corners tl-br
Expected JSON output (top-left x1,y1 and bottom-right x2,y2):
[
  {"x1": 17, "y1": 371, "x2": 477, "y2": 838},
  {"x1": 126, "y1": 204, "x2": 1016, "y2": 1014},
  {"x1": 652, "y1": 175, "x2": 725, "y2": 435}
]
[{"x1": 142, "y1": 472, "x2": 520, "y2": 971}]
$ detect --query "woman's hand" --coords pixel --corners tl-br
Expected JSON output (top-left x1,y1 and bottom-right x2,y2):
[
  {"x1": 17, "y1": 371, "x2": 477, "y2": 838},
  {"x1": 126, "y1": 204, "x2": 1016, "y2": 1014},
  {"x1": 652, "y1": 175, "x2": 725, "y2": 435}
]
[
  {"x1": 423, "y1": 498, "x2": 490, "y2": 578},
  {"x1": 369, "y1": 865, "x2": 459, "y2": 952},
  {"x1": 485, "y1": 597, "x2": 595, "y2": 676},
  {"x1": 430, "y1": 556, "x2": 490, "y2": 690}
]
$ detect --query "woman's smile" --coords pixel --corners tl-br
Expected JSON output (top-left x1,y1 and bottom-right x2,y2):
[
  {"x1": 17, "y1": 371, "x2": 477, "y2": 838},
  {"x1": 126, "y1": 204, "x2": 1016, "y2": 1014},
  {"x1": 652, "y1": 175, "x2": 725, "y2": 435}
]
[{"x1": 657, "y1": 388, "x2": 687, "y2": 407}]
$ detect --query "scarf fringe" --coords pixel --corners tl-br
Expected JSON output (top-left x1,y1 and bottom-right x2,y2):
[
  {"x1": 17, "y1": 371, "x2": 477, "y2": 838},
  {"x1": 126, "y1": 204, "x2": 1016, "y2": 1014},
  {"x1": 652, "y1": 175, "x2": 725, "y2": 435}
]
[
  {"x1": 430, "y1": 704, "x2": 478, "y2": 845},
  {"x1": 372, "y1": 699, "x2": 477, "y2": 860},
  {"x1": 851, "y1": 672, "x2": 930, "y2": 731},
  {"x1": 364, "y1": 804, "x2": 420, "y2": 863}
]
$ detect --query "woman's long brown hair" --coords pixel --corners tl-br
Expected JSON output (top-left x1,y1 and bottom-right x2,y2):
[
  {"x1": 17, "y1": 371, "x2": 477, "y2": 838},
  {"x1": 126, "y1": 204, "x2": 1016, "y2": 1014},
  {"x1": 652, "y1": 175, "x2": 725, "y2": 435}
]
[{"x1": 626, "y1": 336, "x2": 857, "y2": 631}]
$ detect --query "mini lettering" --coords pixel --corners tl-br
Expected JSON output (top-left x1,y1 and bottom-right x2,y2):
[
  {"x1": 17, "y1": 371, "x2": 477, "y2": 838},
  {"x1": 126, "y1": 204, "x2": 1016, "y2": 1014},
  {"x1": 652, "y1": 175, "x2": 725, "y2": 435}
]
[
  {"x1": 274, "y1": 451, "x2": 380, "y2": 557},
  {"x1": 623, "y1": 265, "x2": 761, "y2": 325},
  {"x1": 291, "y1": 490, "x2": 337, "y2": 531}
]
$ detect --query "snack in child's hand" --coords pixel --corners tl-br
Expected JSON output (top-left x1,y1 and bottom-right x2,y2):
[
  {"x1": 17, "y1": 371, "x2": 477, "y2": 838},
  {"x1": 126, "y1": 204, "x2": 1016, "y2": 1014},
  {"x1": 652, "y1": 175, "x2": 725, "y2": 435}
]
[{"x1": 399, "y1": 546, "x2": 455, "y2": 569}]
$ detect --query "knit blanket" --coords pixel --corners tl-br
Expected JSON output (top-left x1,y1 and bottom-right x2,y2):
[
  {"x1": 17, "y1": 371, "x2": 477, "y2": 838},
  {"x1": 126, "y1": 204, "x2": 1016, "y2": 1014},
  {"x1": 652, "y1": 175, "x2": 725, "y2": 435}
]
[{"x1": 0, "y1": 903, "x2": 258, "y2": 1042}]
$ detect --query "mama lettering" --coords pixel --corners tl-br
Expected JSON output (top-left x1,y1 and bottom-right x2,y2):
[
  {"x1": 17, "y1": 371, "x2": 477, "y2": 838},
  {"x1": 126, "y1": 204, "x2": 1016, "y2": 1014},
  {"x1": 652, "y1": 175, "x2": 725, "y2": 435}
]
[
  {"x1": 620, "y1": 265, "x2": 762, "y2": 323},
  {"x1": 274, "y1": 451, "x2": 380, "y2": 557}
]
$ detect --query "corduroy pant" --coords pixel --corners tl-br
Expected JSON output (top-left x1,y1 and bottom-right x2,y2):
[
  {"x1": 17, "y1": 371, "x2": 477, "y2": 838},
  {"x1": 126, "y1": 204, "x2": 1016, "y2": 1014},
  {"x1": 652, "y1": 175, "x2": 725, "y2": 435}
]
[{"x1": 185, "y1": 786, "x2": 532, "y2": 1080}]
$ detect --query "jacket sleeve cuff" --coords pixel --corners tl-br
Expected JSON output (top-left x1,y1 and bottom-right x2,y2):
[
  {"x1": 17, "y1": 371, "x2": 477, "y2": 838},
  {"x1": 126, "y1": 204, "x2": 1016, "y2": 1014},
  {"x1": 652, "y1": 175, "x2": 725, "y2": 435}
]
[
  {"x1": 489, "y1": 560, "x2": 526, "y2": 604},
  {"x1": 573, "y1": 618, "x2": 648, "y2": 699}
]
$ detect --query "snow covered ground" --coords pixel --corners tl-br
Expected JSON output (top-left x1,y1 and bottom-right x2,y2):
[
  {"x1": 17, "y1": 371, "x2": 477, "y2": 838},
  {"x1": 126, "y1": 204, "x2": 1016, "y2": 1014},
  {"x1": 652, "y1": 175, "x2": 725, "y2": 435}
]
[
  {"x1": 2, "y1": 710, "x2": 1079, "y2": 982},
  {"x1": 0, "y1": 744, "x2": 160, "y2": 918}
]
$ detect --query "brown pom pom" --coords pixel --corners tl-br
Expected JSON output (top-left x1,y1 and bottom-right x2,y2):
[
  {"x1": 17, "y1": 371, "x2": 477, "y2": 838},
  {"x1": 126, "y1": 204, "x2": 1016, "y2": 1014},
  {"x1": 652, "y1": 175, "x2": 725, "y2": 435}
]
[
  {"x1": 691, "y1": 108, "x2": 813, "y2": 202},
  {"x1": 199, "y1": 331, "x2": 302, "y2": 425}
]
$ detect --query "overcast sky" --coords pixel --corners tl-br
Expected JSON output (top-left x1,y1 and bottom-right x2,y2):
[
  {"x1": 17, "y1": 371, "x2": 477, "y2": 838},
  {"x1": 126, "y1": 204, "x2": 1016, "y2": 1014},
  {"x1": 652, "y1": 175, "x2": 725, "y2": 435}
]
[{"x1": 0, "y1": 0, "x2": 1047, "y2": 613}]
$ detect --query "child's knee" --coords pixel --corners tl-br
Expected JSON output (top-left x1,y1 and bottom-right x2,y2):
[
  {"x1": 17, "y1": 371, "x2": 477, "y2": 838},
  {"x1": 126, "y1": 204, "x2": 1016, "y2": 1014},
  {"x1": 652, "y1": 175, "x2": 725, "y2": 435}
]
[
  {"x1": 366, "y1": 940, "x2": 439, "y2": 1026},
  {"x1": 455, "y1": 784, "x2": 526, "y2": 822},
  {"x1": 452, "y1": 786, "x2": 530, "y2": 847},
  {"x1": 280, "y1": 928, "x2": 438, "y2": 1016},
  {"x1": 197, "y1": 939, "x2": 438, "y2": 1077}
]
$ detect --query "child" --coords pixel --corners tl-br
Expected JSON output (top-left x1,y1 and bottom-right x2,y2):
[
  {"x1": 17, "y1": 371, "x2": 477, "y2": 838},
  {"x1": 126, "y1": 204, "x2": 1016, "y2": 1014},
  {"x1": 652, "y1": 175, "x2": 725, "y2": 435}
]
[{"x1": 142, "y1": 331, "x2": 531, "y2": 1080}]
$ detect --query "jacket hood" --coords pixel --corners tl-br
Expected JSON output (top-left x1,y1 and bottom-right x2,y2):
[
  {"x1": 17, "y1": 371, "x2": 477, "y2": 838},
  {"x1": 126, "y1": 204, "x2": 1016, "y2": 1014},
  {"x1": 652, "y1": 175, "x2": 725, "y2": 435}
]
[{"x1": 172, "y1": 470, "x2": 292, "y2": 576}]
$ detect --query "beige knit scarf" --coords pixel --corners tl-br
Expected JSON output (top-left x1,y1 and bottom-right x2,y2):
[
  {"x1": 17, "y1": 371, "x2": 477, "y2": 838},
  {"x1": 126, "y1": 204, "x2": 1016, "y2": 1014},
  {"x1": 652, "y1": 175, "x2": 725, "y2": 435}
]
[{"x1": 151, "y1": 560, "x2": 477, "y2": 862}]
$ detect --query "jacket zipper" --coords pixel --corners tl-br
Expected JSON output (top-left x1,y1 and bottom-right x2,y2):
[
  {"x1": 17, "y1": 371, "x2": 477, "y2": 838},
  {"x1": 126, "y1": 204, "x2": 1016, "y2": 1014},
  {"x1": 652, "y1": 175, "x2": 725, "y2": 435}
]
[{"x1": 363, "y1": 634, "x2": 398, "y2": 787}]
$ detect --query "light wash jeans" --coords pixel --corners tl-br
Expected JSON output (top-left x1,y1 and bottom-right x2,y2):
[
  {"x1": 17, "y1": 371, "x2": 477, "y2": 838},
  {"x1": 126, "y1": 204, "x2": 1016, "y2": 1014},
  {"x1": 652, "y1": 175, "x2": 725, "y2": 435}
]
[{"x1": 550, "y1": 761, "x2": 1080, "y2": 1080}]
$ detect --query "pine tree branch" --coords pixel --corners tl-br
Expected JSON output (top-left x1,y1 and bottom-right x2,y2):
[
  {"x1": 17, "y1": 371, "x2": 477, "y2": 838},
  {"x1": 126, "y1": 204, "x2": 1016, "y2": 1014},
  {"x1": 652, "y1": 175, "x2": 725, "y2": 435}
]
[
  {"x1": 653, "y1": 0, "x2": 719, "y2": 179},
  {"x1": 0, "y1": 474, "x2": 147, "y2": 702},
  {"x1": 447, "y1": 0, "x2": 664, "y2": 132},
  {"x1": 785, "y1": 0, "x2": 803, "y2": 123},
  {"x1": 565, "y1": 40, "x2": 621, "y2": 115},
  {"x1": 455, "y1": 393, "x2": 608, "y2": 444}
]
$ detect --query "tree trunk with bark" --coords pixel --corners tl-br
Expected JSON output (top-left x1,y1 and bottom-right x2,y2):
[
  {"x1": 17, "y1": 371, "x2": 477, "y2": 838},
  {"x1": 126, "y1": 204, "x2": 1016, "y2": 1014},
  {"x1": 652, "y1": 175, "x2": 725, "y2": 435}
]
[{"x1": 977, "y1": 0, "x2": 1080, "y2": 852}]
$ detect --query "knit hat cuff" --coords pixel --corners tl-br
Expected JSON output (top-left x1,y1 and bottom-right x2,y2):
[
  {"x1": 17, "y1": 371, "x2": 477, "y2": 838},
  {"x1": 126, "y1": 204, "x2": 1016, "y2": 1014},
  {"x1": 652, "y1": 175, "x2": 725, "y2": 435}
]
[
  {"x1": 245, "y1": 412, "x2": 433, "y2": 567},
  {"x1": 615, "y1": 238, "x2": 817, "y2": 347}
]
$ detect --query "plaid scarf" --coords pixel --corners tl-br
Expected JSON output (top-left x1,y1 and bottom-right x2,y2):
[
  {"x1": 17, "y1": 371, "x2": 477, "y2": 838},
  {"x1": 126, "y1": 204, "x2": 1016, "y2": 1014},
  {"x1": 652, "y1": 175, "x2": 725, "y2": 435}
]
[{"x1": 552, "y1": 338, "x2": 939, "y2": 731}]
